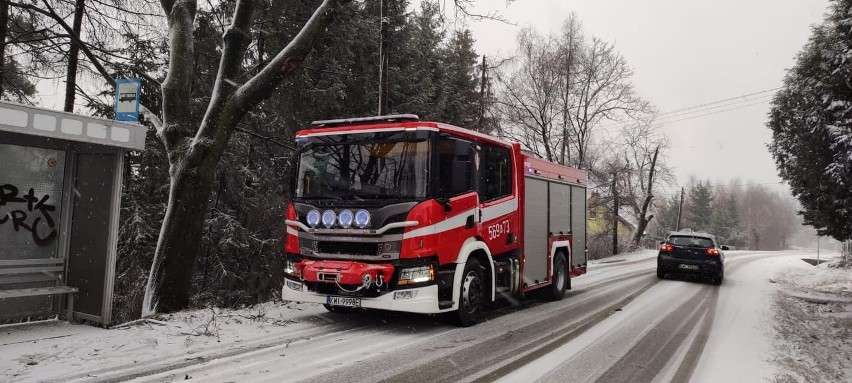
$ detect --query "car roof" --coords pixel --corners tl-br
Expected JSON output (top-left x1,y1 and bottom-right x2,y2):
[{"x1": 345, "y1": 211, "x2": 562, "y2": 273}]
[{"x1": 668, "y1": 231, "x2": 716, "y2": 240}]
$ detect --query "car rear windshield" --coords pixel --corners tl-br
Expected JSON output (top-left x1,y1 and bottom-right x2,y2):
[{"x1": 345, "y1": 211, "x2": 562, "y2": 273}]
[{"x1": 668, "y1": 235, "x2": 713, "y2": 248}]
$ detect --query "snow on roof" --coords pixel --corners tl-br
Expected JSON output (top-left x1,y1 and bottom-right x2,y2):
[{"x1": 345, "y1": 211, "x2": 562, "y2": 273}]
[{"x1": 0, "y1": 101, "x2": 146, "y2": 150}]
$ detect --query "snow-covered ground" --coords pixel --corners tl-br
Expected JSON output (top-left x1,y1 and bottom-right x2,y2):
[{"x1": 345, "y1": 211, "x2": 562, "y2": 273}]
[
  {"x1": 769, "y1": 253, "x2": 852, "y2": 383},
  {"x1": 1, "y1": 250, "x2": 849, "y2": 383}
]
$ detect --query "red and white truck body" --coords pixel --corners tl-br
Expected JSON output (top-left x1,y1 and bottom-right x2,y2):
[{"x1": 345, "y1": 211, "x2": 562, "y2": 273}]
[{"x1": 282, "y1": 115, "x2": 587, "y2": 324}]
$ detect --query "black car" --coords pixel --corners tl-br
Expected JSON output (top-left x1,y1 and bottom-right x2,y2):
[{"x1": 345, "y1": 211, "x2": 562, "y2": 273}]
[{"x1": 656, "y1": 231, "x2": 728, "y2": 285}]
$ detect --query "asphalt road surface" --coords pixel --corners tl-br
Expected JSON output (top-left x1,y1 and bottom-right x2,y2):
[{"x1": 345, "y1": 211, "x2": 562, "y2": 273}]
[{"x1": 71, "y1": 251, "x2": 784, "y2": 383}]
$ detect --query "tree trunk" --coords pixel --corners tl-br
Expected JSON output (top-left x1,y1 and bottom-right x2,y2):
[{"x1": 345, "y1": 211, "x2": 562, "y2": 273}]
[
  {"x1": 0, "y1": 0, "x2": 9, "y2": 98},
  {"x1": 631, "y1": 146, "x2": 659, "y2": 247},
  {"x1": 143, "y1": 153, "x2": 217, "y2": 313},
  {"x1": 142, "y1": 0, "x2": 347, "y2": 316},
  {"x1": 64, "y1": 0, "x2": 85, "y2": 112}
]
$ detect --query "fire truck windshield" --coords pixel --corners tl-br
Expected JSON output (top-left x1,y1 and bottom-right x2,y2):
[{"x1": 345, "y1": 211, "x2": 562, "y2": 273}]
[{"x1": 296, "y1": 139, "x2": 431, "y2": 200}]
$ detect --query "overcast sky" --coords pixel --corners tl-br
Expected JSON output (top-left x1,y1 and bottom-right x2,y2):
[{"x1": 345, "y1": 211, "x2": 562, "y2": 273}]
[{"x1": 451, "y1": 0, "x2": 831, "y2": 195}]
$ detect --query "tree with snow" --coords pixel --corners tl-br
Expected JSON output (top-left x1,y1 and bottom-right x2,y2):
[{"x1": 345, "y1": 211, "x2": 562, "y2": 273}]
[{"x1": 768, "y1": 0, "x2": 852, "y2": 241}]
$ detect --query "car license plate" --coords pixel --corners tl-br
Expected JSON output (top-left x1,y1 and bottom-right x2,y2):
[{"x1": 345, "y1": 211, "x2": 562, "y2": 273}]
[
  {"x1": 679, "y1": 264, "x2": 699, "y2": 270},
  {"x1": 327, "y1": 296, "x2": 361, "y2": 308}
]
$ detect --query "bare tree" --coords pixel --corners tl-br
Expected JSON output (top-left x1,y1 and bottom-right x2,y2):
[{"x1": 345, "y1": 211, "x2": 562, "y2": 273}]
[
  {"x1": 496, "y1": 17, "x2": 650, "y2": 169},
  {"x1": 610, "y1": 117, "x2": 672, "y2": 247},
  {"x1": 496, "y1": 27, "x2": 563, "y2": 162}
]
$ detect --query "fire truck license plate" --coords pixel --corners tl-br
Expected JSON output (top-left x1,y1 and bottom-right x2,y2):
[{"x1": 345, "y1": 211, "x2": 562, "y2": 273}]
[
  {"x1": 327, "y1": 296, "x2": 361, "y2": 308},
  {"x1": 679, "y1": 264, "x2": 699, "y2": 270}
]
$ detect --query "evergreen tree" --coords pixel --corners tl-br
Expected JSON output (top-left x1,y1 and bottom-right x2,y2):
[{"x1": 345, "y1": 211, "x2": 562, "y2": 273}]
[
  {"x1": 768, "y1": 0, "x2": 852, "y2": 240},
  {"x1": 710, "y1": 195, "x2": 743, "y2": 247},
  {"x1": 438, "y1": 29, "x2": 480, "y2": 127},
  {"x1": 393, "y1": 0, "x2": 444, "y2": 117},
  {"x1": 683, "y1": 182, "x2": 713, "y2": 232}
]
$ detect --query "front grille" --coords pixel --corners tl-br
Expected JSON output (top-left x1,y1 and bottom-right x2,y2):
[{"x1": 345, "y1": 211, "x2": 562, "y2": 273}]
[{"x1": 316, "y1": 241, "x2": 378, "y2": 256}]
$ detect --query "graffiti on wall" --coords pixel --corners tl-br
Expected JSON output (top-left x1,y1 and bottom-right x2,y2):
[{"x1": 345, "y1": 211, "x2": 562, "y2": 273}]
[{"x1": 0, "y1": 184, "x2": 57, "y2": 246}]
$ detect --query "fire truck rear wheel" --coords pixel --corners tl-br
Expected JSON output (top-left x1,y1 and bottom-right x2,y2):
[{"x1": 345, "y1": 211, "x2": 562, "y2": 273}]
[
  {"x1": 452, "y1": 257, "x2": 486, "y2": 327},
  {"x1": 546, "y1": 252, "x2": 569, "y2": 301}
]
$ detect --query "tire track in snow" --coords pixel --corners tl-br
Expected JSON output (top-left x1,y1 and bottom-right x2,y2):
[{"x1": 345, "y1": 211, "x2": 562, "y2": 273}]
[{"x1": 493, "y1": 251, "x2": 787, "y2": 383}]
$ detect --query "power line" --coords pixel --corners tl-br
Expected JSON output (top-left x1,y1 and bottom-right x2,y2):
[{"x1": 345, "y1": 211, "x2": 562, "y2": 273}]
[
  {"x1": 657, "y1": 87, "x2": 781, "y2": 117},
  {"x1": 656, "y1": 99, "x2": 772, "y2": 126},
  {"x1": 655, "y1": 93, "x2": 774, "y2": 122},
  {"x1": 595, "y1": 87, "x2": 781, "y2": 130}
]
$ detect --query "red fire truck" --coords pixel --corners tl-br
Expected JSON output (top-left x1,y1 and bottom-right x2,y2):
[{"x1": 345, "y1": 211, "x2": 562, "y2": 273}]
[{"x1": 282, "y1": 115, "x2": 587, "y2": 326}]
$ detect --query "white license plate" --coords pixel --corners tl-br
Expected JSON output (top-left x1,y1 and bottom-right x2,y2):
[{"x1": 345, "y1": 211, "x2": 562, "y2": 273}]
[
  {"x1": 327, "y1": 296, "x2": 361, "y2": 308},
  {"x1": 679, "y1": 264, "x2": 699, "y2": 270}
]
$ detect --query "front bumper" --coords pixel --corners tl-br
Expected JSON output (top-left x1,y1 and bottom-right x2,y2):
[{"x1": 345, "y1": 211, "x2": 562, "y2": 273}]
[{"x1": 282, "y1": 277, "x2": 442, "y2": 314}]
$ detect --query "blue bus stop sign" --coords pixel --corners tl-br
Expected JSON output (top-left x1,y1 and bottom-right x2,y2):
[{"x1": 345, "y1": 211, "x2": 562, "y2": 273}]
[{"x1": 114, "y1": 78, "x2": 141, "y2": 122}]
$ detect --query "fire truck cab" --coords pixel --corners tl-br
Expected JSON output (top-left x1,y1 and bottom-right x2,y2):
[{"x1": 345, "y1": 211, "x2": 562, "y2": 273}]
[{"x1": 282, "y1": 115, "x2": 587, "y2": 326}]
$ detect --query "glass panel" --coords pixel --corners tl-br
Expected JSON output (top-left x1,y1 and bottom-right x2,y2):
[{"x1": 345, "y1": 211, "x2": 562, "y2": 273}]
[
  {"x1": 0, "y1": 143, "x2": 65, "y2": 260},
  {"x1": 480, "y1": 145, "x2": 511, "y2": 201},
  {"x1": 0, "y1": 143, "x2": 66, "y2": 319},
  {"x1": 668, "y1": 236, "x2": 713, "y2": 248},
  {"x1": 297, "y1": 139, "x2": 430, "y2": 200},
  {"x1": 66, "y1": 153, "x2": 115, "y2": 318}
]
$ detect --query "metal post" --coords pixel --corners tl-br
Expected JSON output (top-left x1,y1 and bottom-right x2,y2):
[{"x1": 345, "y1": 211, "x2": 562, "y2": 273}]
[
  {"x1": 612, "y1": 171, "x2": 618, "y2": 255},
  {"x1": 378, "y1": 0, "x2": 389, "y2": 115},
  {"x1": 675, "y1": 186, "x2": 685, "y2": 231},
  {"x1": 477, "y1": 55, "x2": 486, "y2": 132},
  {"x1": 816, "y1": 235, "x2": 820, "y2": 267}
]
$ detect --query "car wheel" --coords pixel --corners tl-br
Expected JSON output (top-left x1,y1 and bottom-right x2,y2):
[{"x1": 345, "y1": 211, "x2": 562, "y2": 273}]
[
  {"x1": 657, "y1": 267, "x2": 665, "y2": 279},
  {"x1": 451, "y1": 257, "x2": 486, "y2": 327},
  {"x1": 545, "y1": 252, "x2": 569, "y2": 301},
  {"x1": 712, "y1": 270, "x2": 724, "y2": 285}
]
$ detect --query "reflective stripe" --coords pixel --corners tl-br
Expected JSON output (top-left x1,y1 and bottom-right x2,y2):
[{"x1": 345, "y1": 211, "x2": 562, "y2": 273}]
[
  {"x1": 402, "y1": 207, "x2": 476, "y2": 239},
  {"x1": 481, "y1": 198, "x2": 518, "y2": 221}
]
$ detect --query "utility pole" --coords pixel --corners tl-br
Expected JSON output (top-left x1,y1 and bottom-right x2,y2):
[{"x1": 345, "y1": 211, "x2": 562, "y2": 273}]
[
  {"x1": 612, "y1": 171, "x2": 619, "y2": 255},
  {"x1": 675, "y1": 186, "x2": 685, "y2": 231},
  {"x1": 816, "y1": 235, "x2": 820, "y2": 267},
  {"x1": 378, "y1": 0, "x2": 389, "y2": 115}
]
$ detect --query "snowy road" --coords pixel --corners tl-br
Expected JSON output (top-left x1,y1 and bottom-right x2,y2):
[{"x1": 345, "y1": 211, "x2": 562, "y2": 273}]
[{"x1": 3, "y1": 250, "x2": 824, "y2": 383}]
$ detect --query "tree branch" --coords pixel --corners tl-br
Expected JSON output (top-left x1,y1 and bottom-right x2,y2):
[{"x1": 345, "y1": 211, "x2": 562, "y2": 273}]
[{"x1": 231, "y1": 0, "x2": 349, "y2": 118}]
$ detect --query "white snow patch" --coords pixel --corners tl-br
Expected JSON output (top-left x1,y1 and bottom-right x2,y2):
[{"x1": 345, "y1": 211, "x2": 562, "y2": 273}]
[{"x1": 769, "y1": 254, "x2": 852, "y2": 383}]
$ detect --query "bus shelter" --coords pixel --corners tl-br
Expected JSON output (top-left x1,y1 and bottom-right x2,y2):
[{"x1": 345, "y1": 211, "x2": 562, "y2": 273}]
[{"x1": 0, "y1": 101, "x2": 145, "y2": 325}]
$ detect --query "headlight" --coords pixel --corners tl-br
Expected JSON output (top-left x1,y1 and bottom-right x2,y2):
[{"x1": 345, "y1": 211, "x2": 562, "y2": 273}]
[
  {"x1": 338, "y1": 209, "x2": 354, "y2": 229},
  {"x1": 284, "y1": 258, "x2": 301, "y2": 277},
  {"x1": 322, "y1": 210, "x2": 336, "y2": 228},
  {"x1": 306, "y1": 210, "x2": 321, "y2": 228},
  {"x1": 354, "y1": 209, "x2": 370, "y2": 228},
  {"x1": 398, "y1": 265, "x2": 434, "y2": 285}
]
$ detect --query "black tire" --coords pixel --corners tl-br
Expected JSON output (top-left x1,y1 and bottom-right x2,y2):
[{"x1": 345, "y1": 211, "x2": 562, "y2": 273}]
[
  {"x1": 323, "y1": 304, "x2": 356, "y2": 313},
  {"x1": 545, "y1": 252, "x2": 569, "y2": 301},
  {"x1": 712, "y1": 269, "x2": 724, "y2": 285},
  {"x1": 451, "y1": 257, "x2": 486, "y2": 327},
  {"x1": 657, "y1": 268, "x2": 665, "y2": 279}
]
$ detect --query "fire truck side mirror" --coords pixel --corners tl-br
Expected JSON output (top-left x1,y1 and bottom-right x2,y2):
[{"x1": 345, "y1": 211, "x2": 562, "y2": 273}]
[{"x1": 437, "y1": 197, "x2": 453, "y2": 212}]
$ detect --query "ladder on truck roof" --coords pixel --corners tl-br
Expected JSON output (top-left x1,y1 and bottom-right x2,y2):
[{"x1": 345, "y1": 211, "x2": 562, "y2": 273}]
[{"x1": 310, "y1": 114, "x2": 420, "y2": 127}]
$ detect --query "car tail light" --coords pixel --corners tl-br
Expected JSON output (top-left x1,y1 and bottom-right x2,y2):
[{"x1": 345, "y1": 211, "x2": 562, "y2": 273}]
[
  {"x1": 660, "y1": 244, "x2": 674, "y2": 252},
  {"x1": 705, "y1": 248, "x2": 720, "y2": 256}
]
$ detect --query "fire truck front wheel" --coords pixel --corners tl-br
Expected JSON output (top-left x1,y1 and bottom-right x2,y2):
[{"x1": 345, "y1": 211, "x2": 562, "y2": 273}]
[
  {"x1": 545, "y1": 252, "x2": 569, "y2": 301},
  {"x1": 452, "y1": 258, "x2": 486, "y2": 327},
  {"x1": 323, "y1": 304, "x2": 356, "y2": 313}
]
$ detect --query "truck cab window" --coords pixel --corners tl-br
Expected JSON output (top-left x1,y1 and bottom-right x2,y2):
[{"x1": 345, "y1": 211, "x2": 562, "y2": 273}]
[
  {"x1": 437, "y1": 137, "x2": 477, "y2": 197},
  {"x1": 480, "y1": 145, "x2": 512, "y2": 202}
]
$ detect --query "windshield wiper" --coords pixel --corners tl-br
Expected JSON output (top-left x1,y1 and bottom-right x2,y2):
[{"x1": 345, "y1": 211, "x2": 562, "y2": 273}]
[{"x1": 298, "y1": 195, "x2": 342, "y2": 200}]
